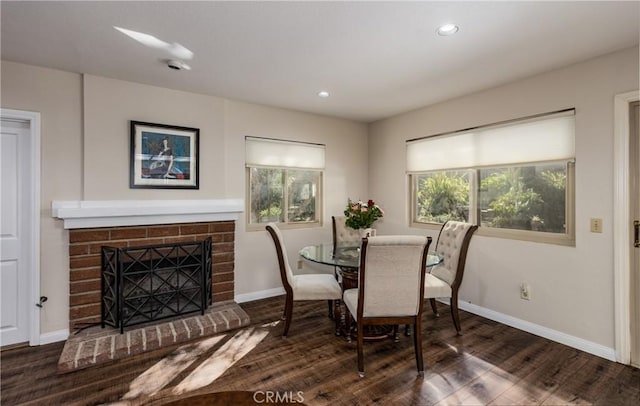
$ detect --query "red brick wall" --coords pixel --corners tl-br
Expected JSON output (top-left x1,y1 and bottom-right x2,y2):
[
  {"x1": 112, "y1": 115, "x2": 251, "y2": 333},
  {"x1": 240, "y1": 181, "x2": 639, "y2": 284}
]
[{"x1": 68, "y1": 221, "x2": 235, "y2": 331}]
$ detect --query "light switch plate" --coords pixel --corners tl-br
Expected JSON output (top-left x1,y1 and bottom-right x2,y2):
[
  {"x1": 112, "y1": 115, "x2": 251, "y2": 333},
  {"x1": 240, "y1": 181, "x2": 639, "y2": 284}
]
[{"x1": 590, "y1": 218, "x2": 603, "y2": 233}]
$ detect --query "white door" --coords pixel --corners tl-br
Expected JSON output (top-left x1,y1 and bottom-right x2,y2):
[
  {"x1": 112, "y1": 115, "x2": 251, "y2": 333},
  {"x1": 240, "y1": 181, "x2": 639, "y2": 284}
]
[
  {"x1": 0, "y1": 118, "x2": 32, "y2": 346},
  {"x1": 631, "y1": 101, "x2": 640, "y2": 367}
]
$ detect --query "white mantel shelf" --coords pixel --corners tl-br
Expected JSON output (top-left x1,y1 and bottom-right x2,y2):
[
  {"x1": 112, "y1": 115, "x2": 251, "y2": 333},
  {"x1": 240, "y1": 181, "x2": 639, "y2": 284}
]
[{"x1": 51, "y1": 199, "x2": 244, "y2": 229}]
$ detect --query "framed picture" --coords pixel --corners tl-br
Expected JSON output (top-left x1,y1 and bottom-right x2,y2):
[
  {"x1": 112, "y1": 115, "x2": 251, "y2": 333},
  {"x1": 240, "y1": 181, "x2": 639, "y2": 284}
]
[{"x1": 130, "y1": 121, "x2": 199, "y2": 189}]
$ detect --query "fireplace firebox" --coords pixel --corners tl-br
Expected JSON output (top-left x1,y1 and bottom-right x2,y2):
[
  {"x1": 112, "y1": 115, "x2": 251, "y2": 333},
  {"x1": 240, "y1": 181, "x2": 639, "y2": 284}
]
[{"x1": 101, "y1": 238, "x2": 212, "y2": 333}]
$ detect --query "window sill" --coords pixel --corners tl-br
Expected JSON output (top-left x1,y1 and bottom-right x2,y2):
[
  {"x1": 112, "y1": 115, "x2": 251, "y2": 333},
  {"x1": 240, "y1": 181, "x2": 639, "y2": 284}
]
[
  {"x1": 410, "y1": 221, "x2": 575, "y2": 247},
  {"x1": 247, "y1": 221, "x2": 322, "y2": 232},
  {"x1": 476, "y1": 227, "x2": 575, "y2": 247}
]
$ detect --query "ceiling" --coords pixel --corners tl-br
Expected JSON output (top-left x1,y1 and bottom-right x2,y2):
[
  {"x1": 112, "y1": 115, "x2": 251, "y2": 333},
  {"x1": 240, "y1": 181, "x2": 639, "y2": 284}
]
[{"x1": 2, "y1": 1, "x2": 638, "y2": 123}]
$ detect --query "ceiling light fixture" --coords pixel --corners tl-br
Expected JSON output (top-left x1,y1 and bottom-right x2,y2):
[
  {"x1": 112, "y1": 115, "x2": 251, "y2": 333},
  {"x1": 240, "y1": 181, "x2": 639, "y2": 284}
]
[
  {"x1": 318, "y1": 91, "x2": 330, "y2": 98},
  {"x1": 167, "y1": 59, "x2": 191, "y2": 71},
  {"x1": 436, "y1": 23, "x2": 459, "y2": 36}
]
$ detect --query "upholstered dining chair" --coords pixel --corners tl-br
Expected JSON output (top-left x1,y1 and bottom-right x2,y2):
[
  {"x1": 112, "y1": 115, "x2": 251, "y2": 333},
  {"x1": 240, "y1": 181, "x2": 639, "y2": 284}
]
[
  {"x1": 343, "y1": 235, "x2": 432, "y2": 377},
  {"x1": 331, "y1": 214, "x2": 366, "y2": 274},
  {"x1": 265, "y1": 223, "x2": 342, "y2": 337},
  {"x1": 332, "y1": 216, "x2": 366, "y2": 251},
  {"x1": 424, "y1": 221, "x2": 478, "y2": 335}
]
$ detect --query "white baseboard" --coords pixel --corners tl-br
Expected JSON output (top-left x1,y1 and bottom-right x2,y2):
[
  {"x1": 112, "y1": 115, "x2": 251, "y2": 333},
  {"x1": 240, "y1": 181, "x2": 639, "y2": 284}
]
[
  {"x1": 39, "y1": 329, "x2": 69, "y2": 345},
  {"x1": 235, "y1": 287, "x2": 285, "y2": 304},
  {"x1": 456, "y1": 301, "x2": 616, "y2": 362}
]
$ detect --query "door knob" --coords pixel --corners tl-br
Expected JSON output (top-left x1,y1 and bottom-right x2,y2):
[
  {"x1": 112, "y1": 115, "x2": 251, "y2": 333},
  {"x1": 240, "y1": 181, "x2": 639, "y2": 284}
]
[{"x1": 634, "y1": 220, "x2": 639, "y2": 248}]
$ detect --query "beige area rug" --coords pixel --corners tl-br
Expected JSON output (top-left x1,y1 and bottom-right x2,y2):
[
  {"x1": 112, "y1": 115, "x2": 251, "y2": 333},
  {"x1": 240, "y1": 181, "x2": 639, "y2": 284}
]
[{"x1": 57, "y1": 301, "x2": 250, "y2": 373}]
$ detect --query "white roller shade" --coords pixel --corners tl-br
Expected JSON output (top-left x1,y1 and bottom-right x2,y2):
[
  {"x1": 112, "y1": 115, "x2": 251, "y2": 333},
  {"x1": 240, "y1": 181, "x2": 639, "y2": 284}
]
[
  {"x1": 407, "y1": 110, "x2": 575, "y2": 172},
  {"x1": 246, "y1": 137, "x2": 325, "y2": 169}
]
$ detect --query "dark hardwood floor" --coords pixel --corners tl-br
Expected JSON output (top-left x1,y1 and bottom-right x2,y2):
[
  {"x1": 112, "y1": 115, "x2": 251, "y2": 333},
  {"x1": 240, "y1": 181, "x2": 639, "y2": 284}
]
[{"x1": 1, "y1": 296, "x2": 639, "y2": 405}]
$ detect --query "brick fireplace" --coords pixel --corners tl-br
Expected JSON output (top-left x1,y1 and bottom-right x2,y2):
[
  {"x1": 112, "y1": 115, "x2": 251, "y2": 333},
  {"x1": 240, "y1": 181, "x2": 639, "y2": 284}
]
[
  {"x1": 52, "y1": 199, "x2": 244, "y2": 332},
  {"x1": 51, "y1": 200, "x2": 250, "y2": 372},
  {"x1": 68, "y1": 221, "x2": 233, "y2": 331}
]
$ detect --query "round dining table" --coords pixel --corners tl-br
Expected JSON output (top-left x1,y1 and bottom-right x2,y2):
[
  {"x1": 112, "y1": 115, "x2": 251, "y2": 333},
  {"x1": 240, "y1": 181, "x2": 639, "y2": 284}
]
[
  {"x1": 299, "y1": 242, "x2": 442, "y2": 340},
  {"x1": 299, "y1": 242, "x2": 442, "y2": 289}
]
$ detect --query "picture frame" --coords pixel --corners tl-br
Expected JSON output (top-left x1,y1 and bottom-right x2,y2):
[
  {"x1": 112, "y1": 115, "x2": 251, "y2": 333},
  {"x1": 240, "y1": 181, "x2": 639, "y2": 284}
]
[{"x1": 130, "y1": 121, "x2": 199, "y2": 189}]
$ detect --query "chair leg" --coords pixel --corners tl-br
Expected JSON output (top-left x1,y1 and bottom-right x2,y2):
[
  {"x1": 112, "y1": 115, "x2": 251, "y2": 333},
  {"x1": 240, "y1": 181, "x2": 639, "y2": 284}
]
[
  {"x1": 282, "y1": 294, "x2": 293, "y2": 337},
  {"x1": 414, "y1": 317, "x2": 424, "y2": 376},
  {"x1": 393, "y1": 325, "x2": 399, "y2": 342},
  {"x1": 430, "y1": 298, "x2": 440, "y2": 317},
  {"x1": 334, "y1": 300, "x2": 341, "y2": 336},
  {"x1": 328, "y1": 300, "x2": 334, "y2": 319},
  {"x1": 357, "y1": 320, "x2": 365, "y2": 378},
  {"x1": 404, "y1": 324, "x2": 411, "y2": 337},
  {"x1": 450, "y1": 295, "x2": 462, "y2": 335}
]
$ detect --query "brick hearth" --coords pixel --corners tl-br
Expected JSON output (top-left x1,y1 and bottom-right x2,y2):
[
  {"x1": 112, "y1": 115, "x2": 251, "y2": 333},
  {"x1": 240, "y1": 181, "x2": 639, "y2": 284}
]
[
  {"x1": 68, "y1": 221, "x2": 235, "y2": 331},
  {"x1": 58, "y1": 301, "x2": 250, "y2": 373}
]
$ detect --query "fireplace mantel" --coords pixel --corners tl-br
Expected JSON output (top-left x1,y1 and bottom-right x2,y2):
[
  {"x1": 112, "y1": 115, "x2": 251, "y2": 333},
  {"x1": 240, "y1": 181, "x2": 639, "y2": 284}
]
[{"x1": 52, "y1": 199, "x2": 244, "y2": 229}]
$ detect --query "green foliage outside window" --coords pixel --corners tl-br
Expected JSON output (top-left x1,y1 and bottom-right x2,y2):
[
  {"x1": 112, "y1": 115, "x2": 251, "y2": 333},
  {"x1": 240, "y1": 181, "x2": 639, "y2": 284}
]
[
  {"x1": 416, "y1": 171, "x2": 469, "y2": 223},
  {"x1": 414, "y1": 163, "x2": 567, "y2": 234},
  {"x1": 287, "y1": 170, "x2": 318, "y2": 222},
  {"x1": 250, "y1": 168, "x2": 284, "y2": 223},
  {"x1": 480, "y1": 168, "x2": 543, "y2": 230},
  {"x1": 249, "y1": 167, "x2": 319, "y2": 225},
  {"x1": 479, "y1": 164, "x2": 566, "y2": 233}
]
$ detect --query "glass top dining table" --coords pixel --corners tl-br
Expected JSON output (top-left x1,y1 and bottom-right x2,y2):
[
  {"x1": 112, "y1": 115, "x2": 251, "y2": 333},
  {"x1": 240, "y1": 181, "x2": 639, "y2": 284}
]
[
  {"x1": 300, "y1": 242, "x2": 442, "y2": 341},
  {"x1": 299, "y1": 242, "x2": 442, "y2": 269}
]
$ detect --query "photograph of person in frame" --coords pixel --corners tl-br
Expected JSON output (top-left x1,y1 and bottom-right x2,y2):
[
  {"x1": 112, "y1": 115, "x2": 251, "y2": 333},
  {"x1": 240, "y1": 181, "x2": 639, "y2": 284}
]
[{"x1": 141, "y1": 133, "x2": 191, "y2": 180}]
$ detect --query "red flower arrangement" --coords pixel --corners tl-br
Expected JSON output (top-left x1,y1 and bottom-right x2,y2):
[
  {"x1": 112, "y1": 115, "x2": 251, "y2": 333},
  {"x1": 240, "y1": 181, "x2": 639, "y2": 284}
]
[{"x1": 344, "y1": 199, "x2": 384, "y2": 229}]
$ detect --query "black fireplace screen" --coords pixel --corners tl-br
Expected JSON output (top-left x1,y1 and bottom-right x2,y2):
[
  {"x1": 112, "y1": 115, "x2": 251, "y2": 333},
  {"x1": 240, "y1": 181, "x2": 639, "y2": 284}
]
[{"x1": 101, "y1": 238, "x2": 212, "y2": 333}]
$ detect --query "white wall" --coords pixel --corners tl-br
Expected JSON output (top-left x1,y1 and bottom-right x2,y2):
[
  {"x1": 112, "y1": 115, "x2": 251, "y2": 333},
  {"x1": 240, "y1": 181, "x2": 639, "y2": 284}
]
[
  {"x1": 368, "y1": 46, "x2": 639, "y2": 349},
  {"x1": 1, "y1": 62, "x2": 368, "y2": 334},
  {"x1": 83, "y1": 75, "x2": 227, "y2": 200},
  {"x1": 1, "y1": 61, "x2": 82, "y2": 334}
]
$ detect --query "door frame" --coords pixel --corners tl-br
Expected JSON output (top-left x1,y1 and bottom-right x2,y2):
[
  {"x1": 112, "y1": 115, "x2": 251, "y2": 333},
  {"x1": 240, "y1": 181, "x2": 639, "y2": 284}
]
[
  {"x1": 1, "y1": 108, "x2": 41, "y2": 345},
  {"x1": 613, "y1": 90, "x2": 639, "y2": 364}
]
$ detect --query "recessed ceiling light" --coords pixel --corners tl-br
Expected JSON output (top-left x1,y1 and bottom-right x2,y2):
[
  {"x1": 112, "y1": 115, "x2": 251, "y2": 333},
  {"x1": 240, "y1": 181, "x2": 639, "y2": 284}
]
[
  {"x1": 436, "y1": 23, "x2": 459, "y2": 36},
  {"x1": 318, "y1": 91, "x2": 330, "y2": 98}
]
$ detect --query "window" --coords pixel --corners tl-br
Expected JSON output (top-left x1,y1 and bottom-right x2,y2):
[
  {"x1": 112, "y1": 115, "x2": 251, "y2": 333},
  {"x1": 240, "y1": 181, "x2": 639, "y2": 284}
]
[
  {"x1": 478, "y1": 163, "x2": 568, "y2": 233},
  {"x1": 246, "y1": 137, "x2": 324, "y2": 229},
  {"x1": 408, "y1": 110, "x2": 575, "y2": 245},
  {"x1": 413, "y1": 170, "x2": 470, "y2": 224}
]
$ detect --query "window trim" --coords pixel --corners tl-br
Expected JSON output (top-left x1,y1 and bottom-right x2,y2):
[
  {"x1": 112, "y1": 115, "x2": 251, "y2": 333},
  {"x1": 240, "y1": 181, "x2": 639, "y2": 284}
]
[
  {"x1": 409, "y1": 161, "x2": 575, "y2": 246},
  {"x1": 245, "y1": 166, "x2": 323, "y2": 231}
]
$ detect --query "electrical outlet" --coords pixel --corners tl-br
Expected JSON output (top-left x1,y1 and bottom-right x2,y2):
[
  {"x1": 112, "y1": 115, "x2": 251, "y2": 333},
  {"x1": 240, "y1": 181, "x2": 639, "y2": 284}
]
[
  {"x1": 297, "y1": 259, "x2": 303, "y2": 270},
  {"x1": 520, "y1": 283, "x2": 531, "y2": 300},
  {"x1": 590, "y1": 218, "x2": 603, "y2": 233}
]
